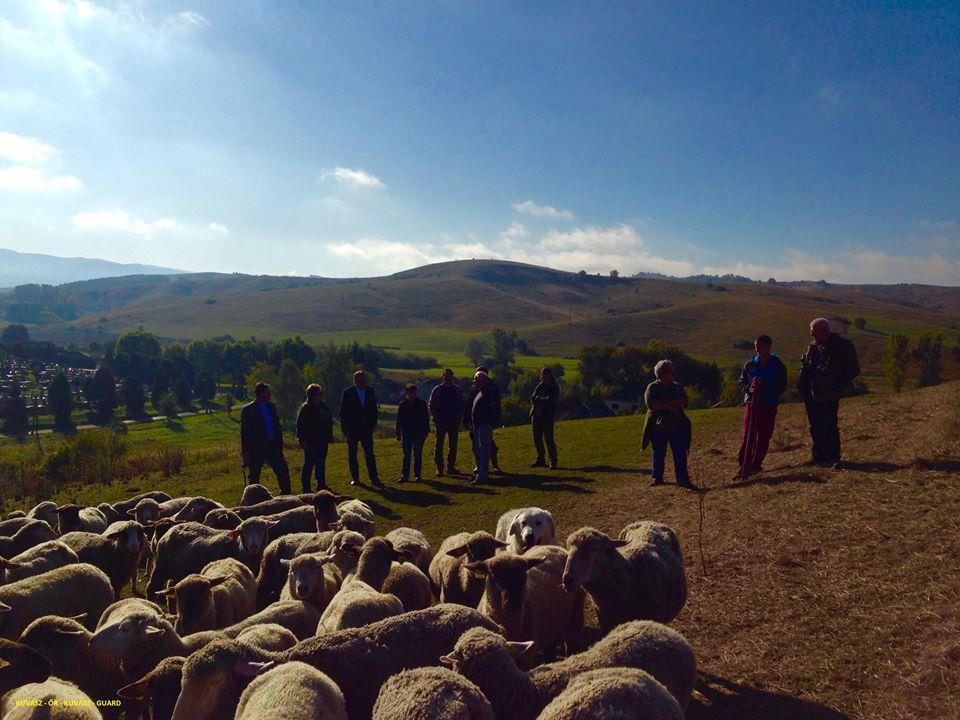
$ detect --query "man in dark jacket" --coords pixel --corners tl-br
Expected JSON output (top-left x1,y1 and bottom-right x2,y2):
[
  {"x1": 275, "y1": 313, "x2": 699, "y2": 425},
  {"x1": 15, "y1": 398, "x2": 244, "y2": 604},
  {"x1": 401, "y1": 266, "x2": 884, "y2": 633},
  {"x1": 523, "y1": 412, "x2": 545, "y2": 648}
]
[
  {"x1": 339, "y1": 370, "x2": 382, "y2": 487},
  {"x1": 469, "y1": 371, "x2": 497, "y2": 485},
  {"x1": 735, "y1": 335, "x2": 788, "y2": 478},
  {"x1": 396, "y1": 383, "x2": 430, "y2": 483},
  {"x1": 296, "y1": 383, "x2": 335, "y2": 492},
  {"x1": 428, "y1": 369, "x2": 463, "y2": 476},
  {"x1": 463, "y1": 365, "x2": 502, "y2": 473},
  {"x1": 240, "y1": 382, "x2": 291, "y2": 494},
  {"x1": 530, "y1": 367, "x2": 559, "y2": 469},
  {"x1": 799, "y1": 318, "x2": 861, "y2": 469}
]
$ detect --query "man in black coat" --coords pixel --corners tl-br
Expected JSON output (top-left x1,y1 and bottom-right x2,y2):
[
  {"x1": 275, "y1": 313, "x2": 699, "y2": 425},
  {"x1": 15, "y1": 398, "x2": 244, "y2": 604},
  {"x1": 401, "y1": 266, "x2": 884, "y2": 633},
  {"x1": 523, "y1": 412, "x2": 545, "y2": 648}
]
[
  {"x1": 463, "y1": 365, "x2": 503, "y2": 474},
  {"x1": 428, "y1": 368, "x2": 464, "y2": 476},
  {"x1": 530, "y1": 367, "x2": 559, "y2": 469},
  {"x1": 799, "y1": 318, "x2": 861, "y2": 469},
  {"x1": 339, "y1": 370, "x2": 382, "y2": 487},
  {"x1": 395, "y1": 383, "x2": 430, "y2": 482},
  {"x1": 240, "y1": 382, "x2": 291, "y2": 494}
]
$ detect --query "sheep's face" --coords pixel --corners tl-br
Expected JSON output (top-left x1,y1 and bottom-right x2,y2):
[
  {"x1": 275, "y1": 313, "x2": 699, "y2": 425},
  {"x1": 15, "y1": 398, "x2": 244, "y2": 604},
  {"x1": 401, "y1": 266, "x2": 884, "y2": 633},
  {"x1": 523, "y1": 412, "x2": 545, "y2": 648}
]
[
  {"x1": 90, "y1": 613, "x2": 166, "y2": 657},
  {"x1": 447, "y1": 533, "x2": 507, "y2": 564},
  {"x1": 173, "y1": 644, "x2": 265, "y2": 720},
  {"x1": 467, "y1": 555, "x2": 545, "y2": 617},
  {"x1": 18, "y1": 617, "x2": 88, "y2": 664},
  {"x1": 0, "y1": 639, "x2": 52, "y2": 688},
  {"x1": 313, "y1": 491, "x2": 349, "y2": 530},
  {"x1": 118, "y1": 656, "x2": 184, "y2": 720},
  {"x1": 129, "y1": 500, "x2": 161, "y2": 525},
  {"x1": 30, "y1": 504, "x2": 59, "y2": 531},
  {"x1": 441, "y1": 627, "x2": 532, "y2": 678},
  {"x1": 562, "y1": 528, "x2": 627, "y2": 592},
  {"x1": 240, "y1": 484, "x2": 272, "y2": 506},
  {"x1": 173, "y1": 498, "x2": 221, "y2": 523},
  {"x1": 55, "y1": 505, "x2": 82, "y2": 532},
  {"x1": 107, "y1": 523, "x2": 145, "y2": 557},
  {"x1": 230, "y1": 518, "x2": 276, "y2": 558},
  {"x1": 285, "y1": 555, "x2": 327, "y2": 600},
  {"x1": 509, "y1": 509, "x2": 555, "y2": 554},
  {"x1": 168, "y1": 574, "x2": 230, "y2": 635}
]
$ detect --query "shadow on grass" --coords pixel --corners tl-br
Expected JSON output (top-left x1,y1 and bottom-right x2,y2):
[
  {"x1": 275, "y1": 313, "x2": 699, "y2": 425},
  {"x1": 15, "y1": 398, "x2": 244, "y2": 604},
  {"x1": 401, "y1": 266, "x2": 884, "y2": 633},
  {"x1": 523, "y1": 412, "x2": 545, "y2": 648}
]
[
  {"x1": 567, "y1": 465, "x2": 638, "y2": 474},
  {"x1": 421, "y1": 479, "x2": 496, "y2": 496},
  {"x1": 163, "y1": 420, "x2": 186, "y2": 433},
  {"x1": 842, "y1": 460, "x2": 904, "y2": 472},
  {"x1": 712, "y1": 472, "x2": 827, "y2": 491},
  {"x1": 374, "y1": 484, "x2": 453, "y2": 509},
  {"x1": 484, "y1": 472, "x2": 595, "y2": 494},
  {"x1": 913, "y1": 457, "x2": 960, "y2": 472},
  {"x1": 690, "y1": 672, "x2": 850, "y2": 719},
  {"x1": 355, "y1": 496, "x2": 401, "y2": 520}
]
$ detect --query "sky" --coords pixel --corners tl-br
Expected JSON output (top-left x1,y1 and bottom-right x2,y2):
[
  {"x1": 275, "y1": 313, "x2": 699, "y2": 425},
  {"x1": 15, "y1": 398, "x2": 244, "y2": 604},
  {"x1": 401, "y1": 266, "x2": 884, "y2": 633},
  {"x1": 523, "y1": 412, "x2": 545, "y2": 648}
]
[{"x1": 1, "y1": 1, "x2": 958, "y2": 283}]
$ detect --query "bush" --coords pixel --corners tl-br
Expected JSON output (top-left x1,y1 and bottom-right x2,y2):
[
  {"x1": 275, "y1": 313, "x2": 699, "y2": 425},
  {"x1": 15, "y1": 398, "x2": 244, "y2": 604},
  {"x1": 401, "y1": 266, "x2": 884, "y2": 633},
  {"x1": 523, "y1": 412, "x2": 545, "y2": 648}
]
[
  {"x1": 500, "y1": 396, "x2": 531, "y2": 427},
  {"x1": 157, "y1": 446, "x2": 186, "y2": 477},
  {"x1": 158, "y1": 394, "x2": 179, "y2": 419},
  {"x1": 42, "y1": 429, "x2": 129, "y2": 492}
]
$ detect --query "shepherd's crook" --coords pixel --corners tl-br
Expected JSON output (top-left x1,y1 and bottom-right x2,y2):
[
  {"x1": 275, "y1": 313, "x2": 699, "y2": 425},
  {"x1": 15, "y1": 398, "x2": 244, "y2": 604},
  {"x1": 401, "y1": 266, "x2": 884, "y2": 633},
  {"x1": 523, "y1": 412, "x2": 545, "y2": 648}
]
[{"x1": 741, "y1": 391, "x2": 759, "y2": 480}]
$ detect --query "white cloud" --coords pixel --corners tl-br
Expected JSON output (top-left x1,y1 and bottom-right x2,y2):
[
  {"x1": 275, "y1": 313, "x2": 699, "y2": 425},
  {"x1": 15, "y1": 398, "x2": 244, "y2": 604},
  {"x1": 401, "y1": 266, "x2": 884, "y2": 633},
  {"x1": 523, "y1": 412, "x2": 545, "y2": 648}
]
[
  {"x1": 0, "y1": 131, "x2": 57, "y2": 164},
  {"x1": 208, "y1": 222, "x2": 230, "y2": 234},
  {"x1": 499, "y1": 222, "x2": 528, "y2": 243},
  {"x1": 513, "y1": 200, "x2": 575, "y2": 221},
  {"x1": 72, "y1": 210, "x2": 184, "y2": 234},
  {"x1": 173, "y1": 11, "x2": 208, "y2": 28},
  {"x1": 0, "y1": 166, "x2": 82, "y2": 191},
  {"x1": 320, "y1": 167, "x2": 386, "y2": 190}
]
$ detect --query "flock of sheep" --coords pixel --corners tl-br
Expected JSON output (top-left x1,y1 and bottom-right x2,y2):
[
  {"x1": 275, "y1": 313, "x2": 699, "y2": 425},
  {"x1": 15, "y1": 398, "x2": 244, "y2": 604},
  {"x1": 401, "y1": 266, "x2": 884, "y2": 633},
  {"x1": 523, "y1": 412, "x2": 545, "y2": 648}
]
[{"x1": 0, "y1": 487, "x2": 695, "y2": 720}]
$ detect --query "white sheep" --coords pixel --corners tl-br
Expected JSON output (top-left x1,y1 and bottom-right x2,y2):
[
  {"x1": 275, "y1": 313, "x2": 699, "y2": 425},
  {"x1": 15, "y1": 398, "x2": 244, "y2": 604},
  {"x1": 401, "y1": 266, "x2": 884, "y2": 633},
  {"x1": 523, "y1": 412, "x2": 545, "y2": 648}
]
[
  {"x1": 158, "y1": 557, "x2": 257, "y2": 634},
  {"x1": 117, "y1": 656, "x2": 184, "y2": 720},
  {"x1": 495, "y1": 507, "x2": 557, "y2": 554},
  {"x1": 0, "y1": 563, "x2": 114, "y2": 638},
  {"x1": 534, "y1": 668, "x2": 684, "y2": 720},
  {"x1": 0, "y1": 540, "x2": 78, "y2": 584},
  {"x1": 1, "y1": 677, "x2": 103, "y2": 720},
  {"x1": 373, "y1": 666, "x2": 494, "y2": 720},
  {"x1": 279, "y1": 552, "x2": 341, "y2": 611},
  {"x1": 234, "y1": 623, "x2": 298, "y2": 652},
  {"x1": 384, "y1": 526, "x2": 435, "y2": 577},
  {"x1": 26, "y1": 501, "x2": 60, "y2": 532},
  {"x1": 318, "y1": 538, "x2": 406, "y2": 633},
  {"x1": 56, "y1": 504, "x2": 108, "y2": 534},
  {"x1": 59, "y1": 521, "x2": 146, "y2": 596},
  {"x1": 0, "y1": 520, "x2": 58, "y2": 558},
  {"x1": 235, "y1": 661, "x2": 348, "y2": 720},
  {"x1": 429, "y1": 531, "x2": 506, "y2": 606},
  {"x1": 238, "y1": 484, "x2": 273, "y2": 506},
  {"x1": 562, "y1": 522, "x2": 686, "y2": 631}
]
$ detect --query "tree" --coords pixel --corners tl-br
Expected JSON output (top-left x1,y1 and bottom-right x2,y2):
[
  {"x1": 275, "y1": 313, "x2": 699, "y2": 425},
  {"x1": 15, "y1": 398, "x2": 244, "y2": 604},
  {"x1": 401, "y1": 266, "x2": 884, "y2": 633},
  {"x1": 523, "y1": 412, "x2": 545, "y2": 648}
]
[
  {"x1": 120, "y1": 375, "x2": 146, "y2": 417},
  {"x1": 47, "y1": 372, "x2": 74, "y2": 426},
  {"x1": 912, "y1": 332, "x2": 943, "y2": 387},
  {"x1": 194, "y1": 372, "x2": 217, "y2": 404},
  {"x1": 271, "y1": 336, "x2": 316, "y2": 369},
  {"x1": 609, "y1": 270, "x2": 619, "y2": 278},
  {"x1": 465, "y1": 338, "x2": 488, "y2": 367},
  {"x1": 489, "y1": 327, "x2": 518, "y2": 367},
  {"x1": 1, "y1": 386, "x2": 29, "y2": 437},
  {"x1": 307, "y1": 344, "x2": 354, "y2": 403},
  {"x1": 88, "y1": 366, "x2": 118, "y2": 421},
  {"x1": 113, "y1": 330, "x2": 161, "y2": 381},
  {"x1": 151, "y1": 366, "x2": 171, "y2": 407},
  {"x1": 173, "y1": 375, "x2": 193, "y2": 408},
  {"x1": 158, "y1": 394, "x2": 179, "y2": 420},
  {"x1": 854, "y1": 317, "x2": 866, "y2": 330},
  {"x1": 1, "y1": 324, "x2": 29, "y2": 346},
  {"x1": 885, "y1": 334, "x2": 910, "y2": 393},
  {"x1": 274, "y1": 359, "x2": 304, "y2": 422}
]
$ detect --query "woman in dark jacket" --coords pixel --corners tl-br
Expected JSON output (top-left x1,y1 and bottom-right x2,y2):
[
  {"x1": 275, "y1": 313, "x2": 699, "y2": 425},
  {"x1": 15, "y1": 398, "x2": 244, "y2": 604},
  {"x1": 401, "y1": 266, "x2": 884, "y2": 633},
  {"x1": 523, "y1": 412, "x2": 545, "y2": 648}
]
[
  {"x1": 296, "y1": 383, "x2": 334, "y2": 492},
  {"x1": 530, "y1": 367, "x2": 559, "y2": 469},
  {"x1": 641, "y1": 360, "x2": 696, "y2": 489}
]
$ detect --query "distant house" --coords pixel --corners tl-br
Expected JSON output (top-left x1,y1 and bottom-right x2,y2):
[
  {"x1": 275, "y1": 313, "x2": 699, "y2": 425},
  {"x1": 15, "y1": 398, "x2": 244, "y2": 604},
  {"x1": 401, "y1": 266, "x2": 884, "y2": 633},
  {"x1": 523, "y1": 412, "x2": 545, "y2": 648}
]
[{"x1": 603, "y1": 384, "x2": 643, "y2": 415}]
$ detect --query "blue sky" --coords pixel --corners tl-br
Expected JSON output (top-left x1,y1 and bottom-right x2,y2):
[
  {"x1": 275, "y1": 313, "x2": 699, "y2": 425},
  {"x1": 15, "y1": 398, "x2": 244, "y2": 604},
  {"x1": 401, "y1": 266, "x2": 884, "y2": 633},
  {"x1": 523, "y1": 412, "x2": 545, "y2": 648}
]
[{"x1": 1, "y1": 1, "x2": 958, "y2": 282}]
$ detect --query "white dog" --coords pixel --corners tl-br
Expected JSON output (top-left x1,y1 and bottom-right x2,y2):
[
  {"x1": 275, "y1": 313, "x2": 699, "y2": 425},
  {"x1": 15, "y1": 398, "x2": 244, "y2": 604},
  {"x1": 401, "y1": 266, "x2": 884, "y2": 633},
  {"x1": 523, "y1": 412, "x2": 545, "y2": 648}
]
[{"x1": 494, "y1": 507, "x2": 557, "y2": 554}]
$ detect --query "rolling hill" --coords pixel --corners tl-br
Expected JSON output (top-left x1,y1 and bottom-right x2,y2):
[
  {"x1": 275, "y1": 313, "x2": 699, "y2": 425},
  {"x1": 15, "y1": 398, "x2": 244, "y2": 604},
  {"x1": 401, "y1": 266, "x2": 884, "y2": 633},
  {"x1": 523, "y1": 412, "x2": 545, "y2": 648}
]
[
  {"x1": 0, "y1": 248, "x2": 186, "y2": 288},
  {"x1": 16, "y1": 259, "x2": 960, "y2": 375}
]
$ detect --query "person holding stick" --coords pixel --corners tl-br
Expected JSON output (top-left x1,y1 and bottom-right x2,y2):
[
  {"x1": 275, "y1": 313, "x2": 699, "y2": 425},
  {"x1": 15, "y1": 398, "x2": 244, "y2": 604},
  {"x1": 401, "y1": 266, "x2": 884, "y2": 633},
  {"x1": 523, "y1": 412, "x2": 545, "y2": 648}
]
[{"x1": 735, "y1": 335, "x2": 788, "y2": 479}]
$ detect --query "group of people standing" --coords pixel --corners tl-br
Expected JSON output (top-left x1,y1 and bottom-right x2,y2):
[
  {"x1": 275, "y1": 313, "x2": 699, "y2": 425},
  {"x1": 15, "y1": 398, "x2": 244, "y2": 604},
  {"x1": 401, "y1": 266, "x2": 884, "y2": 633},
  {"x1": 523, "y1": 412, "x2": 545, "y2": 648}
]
[
  {"x1": 240, "y1": 316, "x2": 859, "y2": 495},
  {"x1": 239, "y1": 365, "x2": 561, "y2": 492}
]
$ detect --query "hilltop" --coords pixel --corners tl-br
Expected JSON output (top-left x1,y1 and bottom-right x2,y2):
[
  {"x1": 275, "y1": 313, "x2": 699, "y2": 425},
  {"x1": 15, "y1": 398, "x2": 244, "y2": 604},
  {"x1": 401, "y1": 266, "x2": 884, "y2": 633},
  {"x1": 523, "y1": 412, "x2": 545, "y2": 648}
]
[
  {"x1": 14, "y1": 259, "x2": 959, "y2": 376},
  {"x1": 0, "y1": 248, "x2": 186, "y2": 288}
]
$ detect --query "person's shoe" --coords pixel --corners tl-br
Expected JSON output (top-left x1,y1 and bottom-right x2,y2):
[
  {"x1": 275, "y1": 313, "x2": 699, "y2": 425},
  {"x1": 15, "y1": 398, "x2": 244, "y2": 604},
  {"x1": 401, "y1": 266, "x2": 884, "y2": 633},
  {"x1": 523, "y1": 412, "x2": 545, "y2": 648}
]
[
  {"x1": 549, "y1": 460, "x2": 558, "y2": 470},
  {"x1": 492, "y1": 466, "x2": 504, "y2": 474},
  {"x1": 650, "y1": 478, "x2": 664, "y2": 487},
  {"x1": 448, "y1": 467, "x2": 462, "y2": 476},
  {"x1": 749, "y1": 465, "x2": 763, "y2": 474},
  {"x1": 530, "y1": 460, "x2": 547, "y2": 468},
  {"x1": 435, "y1": 470, "x2": 443, "y2": 478},
  {"x1": 397, "y1": 476, "x2": 409, "y2": 484},
  {"x1": 349, "y1": 478, "x2": 359, "y2": 486},
  {"x1": 832, "y1": 461, "x2": 843, "y2": 471},
  {"x1": 414, "y1": 476, "x2": 423, "y2": 483},
  {"x1": 678, "y1": 479, "x2": 700, "y2": 490}
]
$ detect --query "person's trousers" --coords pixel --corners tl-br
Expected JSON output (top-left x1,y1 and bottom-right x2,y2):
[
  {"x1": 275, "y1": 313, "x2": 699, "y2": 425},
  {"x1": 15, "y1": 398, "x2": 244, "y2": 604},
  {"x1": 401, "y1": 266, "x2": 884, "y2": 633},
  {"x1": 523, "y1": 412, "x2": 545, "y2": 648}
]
[
  {"x1": 300, "y1": 445, "x2": 328, "y2": 492},
  {"x1": 473, "y1": 424, "x2": 493, "y2": 483},
  {"x1": 401, "y1": 434, "x2": 427, "y2": 480},
  {"x1": 471, "y1": 430, "x2": 499, "y2": 468},
  {"x1": 805, "y1": 399, "x2": 841, "y2": 462},
  {"x1": 347, "y1": 431, "x2": 379, "y2": 483},
  {"x1": 248, "y1": 443, "x2": 291, "y2": 494},
  {"x1": 532, "y1": 416, "x2": 557, "y2": 463},
  {"x1": 433, "y1": 421, "x2": 459, "y2": 471},
  {"x1": 737, "y1": 403, "x2": 778, "y2": 471},
  {"x1": 650, "y1": 430, "x2": 689, "y2": 484}
]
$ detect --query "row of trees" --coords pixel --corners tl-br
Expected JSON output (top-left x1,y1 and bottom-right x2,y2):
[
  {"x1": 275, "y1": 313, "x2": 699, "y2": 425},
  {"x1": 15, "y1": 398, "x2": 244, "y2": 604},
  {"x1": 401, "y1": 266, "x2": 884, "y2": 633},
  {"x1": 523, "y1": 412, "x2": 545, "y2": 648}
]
[{"x1": 886, "y1": 331, "x2": 949, "y2": 392}]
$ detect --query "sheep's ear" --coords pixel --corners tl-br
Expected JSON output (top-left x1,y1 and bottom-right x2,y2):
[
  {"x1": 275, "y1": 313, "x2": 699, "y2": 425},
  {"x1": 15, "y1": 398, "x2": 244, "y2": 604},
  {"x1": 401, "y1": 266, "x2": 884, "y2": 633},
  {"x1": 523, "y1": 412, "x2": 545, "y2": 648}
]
[
  {"x1": 438, "y1": 653, "x2": 458, "y2": 668},
  {"x1": 331, "y1": 494, "x2": 352, "y2": 503},
  {"x1": 117, "y1": 678, "x2": 149, "y2": 701},
  {"x1": 67, "y1": 613, "x2": 87, "y2": 623},
  {"x1": 265, "y1": 519, "x2": 281, "y2": 528},
  {"x1": 226, "y1": 529, "x2": 241, "y2": 539},
  {"x1": 523, "y1": 557, "x2": 547, "y2": 570},
  {"x1": 0, "y1": 558, "x2": 23, "y2": 570},
  {"x1": 105, "y1": 530, "x2": 123, "y2": 541},
  {"x1": 506, "y1": 640, "x2": 535, "y2": 657},
  {"x1": 606, "y1": 539, "x2": 629, "y2": 550},
  {"x1": 492, "y1": 539, "x2": 509, "y2": 550},
  {"x1": 206, "y1": 576, "x2": 230, "y2": 588},
  {"x1": 463, "y1": 561, "x2": 488, "y2": 579},
  {"x1": 157, "y1": 586, "x2": 177, "y2": 597},
  {"x1": 446, "y1": 544, "x2": 469, "y2": 558},
  {"x1": 280, "y1": 558, "x2": 292, "y2": 568},
  {"x1": 144, "y1": 624, "x2": 166, "y2": 636},
  {"x1": 234, "y1": 660, "x2": 272, "y2": 678},
  {"x1": 126, "y1": 508, "x2": 137, "y2": 516},
  {"x1": 57, "y1": 628, "x2": 86, "y2": 636}
]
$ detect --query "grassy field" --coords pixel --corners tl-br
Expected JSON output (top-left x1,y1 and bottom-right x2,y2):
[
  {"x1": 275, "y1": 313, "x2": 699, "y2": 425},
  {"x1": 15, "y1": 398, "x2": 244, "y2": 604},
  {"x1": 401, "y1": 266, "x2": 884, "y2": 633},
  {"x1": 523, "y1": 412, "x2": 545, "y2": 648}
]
[{"x1": 2, "y1": 382, "x2": 957, "y2": 719}]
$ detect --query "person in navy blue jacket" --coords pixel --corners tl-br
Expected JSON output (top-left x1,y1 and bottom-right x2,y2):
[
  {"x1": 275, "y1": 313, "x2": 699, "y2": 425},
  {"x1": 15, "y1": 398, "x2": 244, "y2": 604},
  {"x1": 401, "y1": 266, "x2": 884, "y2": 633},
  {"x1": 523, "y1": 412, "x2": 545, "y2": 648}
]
[
  {"x1": 395, "y1": 383, "x2": 430, "y2": 483},
  {"x1": 240, "y1": 382, "x2": 291, "y2": 494},
  {"x1": 735, "y1": 334, "x2": 788, "y2": 477},
  {"x1": 428, "y1": 369, "x2": 464, "y2": 476}
]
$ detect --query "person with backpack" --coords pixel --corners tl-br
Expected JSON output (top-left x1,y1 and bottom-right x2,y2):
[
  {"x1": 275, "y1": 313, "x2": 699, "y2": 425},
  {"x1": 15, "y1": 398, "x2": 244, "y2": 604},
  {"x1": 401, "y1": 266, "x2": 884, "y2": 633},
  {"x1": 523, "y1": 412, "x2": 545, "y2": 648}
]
[
  {"x1": 799, "y1": 318, "x2": 861, "y2": 469},
  {"x1": 735, "y1": 335, "x2": 788, "y2": 478}
]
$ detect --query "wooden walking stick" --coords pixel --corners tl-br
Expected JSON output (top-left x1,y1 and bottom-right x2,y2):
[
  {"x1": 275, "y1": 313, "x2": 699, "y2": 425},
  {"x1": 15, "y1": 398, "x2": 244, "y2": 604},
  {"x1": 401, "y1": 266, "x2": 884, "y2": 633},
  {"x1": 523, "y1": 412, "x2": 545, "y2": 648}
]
[{"x1": 741, "y1": 389, "x2": 759, "y2": 480}]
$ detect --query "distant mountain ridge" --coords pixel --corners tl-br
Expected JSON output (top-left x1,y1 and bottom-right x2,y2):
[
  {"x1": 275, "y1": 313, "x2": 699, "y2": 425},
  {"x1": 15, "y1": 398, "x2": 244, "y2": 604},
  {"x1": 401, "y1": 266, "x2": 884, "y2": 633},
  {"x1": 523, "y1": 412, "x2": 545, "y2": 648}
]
[{"x1": 0, "y1": 248, "x2": 187, "y2": 288}]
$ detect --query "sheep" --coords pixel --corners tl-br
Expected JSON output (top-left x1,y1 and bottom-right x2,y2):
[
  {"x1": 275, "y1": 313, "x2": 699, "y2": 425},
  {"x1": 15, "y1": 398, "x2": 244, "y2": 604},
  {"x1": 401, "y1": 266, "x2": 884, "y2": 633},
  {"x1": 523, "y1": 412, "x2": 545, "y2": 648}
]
[
  {"x1": 0, "y1": 540, "x2": 78, "y2": 585},
  {"x1": 0, "y1": 520, "x2": 58, "y2": 558},
  {"x1": 145, "y1": 517, "x2": 277, "y2": 600},
  {"x1": 317, "y1": 538, "x2": 407, "y2": 633},
  {"x1": 56, "y1": 504, "x2": 108, "y2": 534},
  {"x1": 234, "y1": 623, "x2": 298, "y2": 652},
  {"x1": 59, "y1": 521, "x2": 146, "y2": 596},
  {"x1": 0, "y1": 563, "x2": 113, "y2": 638},
  {"x1": 0, "y1": 637, "x2": 51, "y2": 695},
  {"x1": 337, "y1": 498, "x2": 375, "y2": 524},
  {"x1": 279, "y1": 604, "x2": 502, "y2": 720},
  {"x1": 96, "y1": 596, "x2": 166, "y2": 628},
  {"x1": 182, "y1": 600, "x2": 321, "y2": 648},
  {"x1": 256, "y1": 526, "x2": 353, "y2": 609},
  {"x1": 383, "y1": 559, "x2": 434, "y2": 613},
  {"x1": 495, "y1": 507, "x2": 557, "y2": 555},
  {"x1": 96, "y1": 503, "x2": 119, "y2": 525},
  {"x1": 159, "y1": 557, "x2": 257, "y2": 634},
  {"x1": 429, "y1": 531, "x2": 506, "y2": 606},
  {"x1": 170, "y1": 497, "x2": 224, "y2": 522},
  {"x1": 385, "y1": 526, "x2": 435, "y2": 577},
  {"x1": 230, "y1": 496, "x2": 307, "y2": 519},
  {"x1": 89, "y1": 609, "x2": 190, "y2": 685},
  {"x1": 235, "y1": 661, "x2": 348, "y2": 720},
  {"x1": 26, "y1": 500, "x2": 60, "y2": 532},
  {"x1": 1, "y1": 678, "x2": 104, "y2": 720},
  {"x1": 373, "y1": 666, "x2": 494, "y2": 720},
  {"x1": 117, "y1": 656, "x2": 184, "y2": 720},
  {"x1": 3, "y1": 511, "x2": 26, "y2": 521},
  {"x1": 238, "y1": 484, "x2": 273, "y2": 506},
  {"x1": 19, "y1": 616, "x2": 126, "y2": 719},
  {"x1": 261, "y1": 505, "x2": 319, "y2": 539},
  {"x1": 534, "y1": 668, "x2": 683, "y2": 720},
  {"x1": 279, "y1": 552, "x2": 341, "y2": 611},
  {"x1": 203, "y1": 508, "x2": 242, "y2": 530},
  {"x1": 562, "y1": 522, "x2": 686, "y2": 631},
  {"x1": 0, "y1": 516, "x2": 33, "y2": 536},
  {"x1": 467, "y1": 545, "x2": 584, "y2": 663},
  {"x1": 441, "y1": 621, "x2": 695, "y2": 719},
  {"x1": 126, "y1": 497, "x2": 162, "y2": 525},
  {"x1": 110, "y1": 491, "x2": 172, "y2": 518}
]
